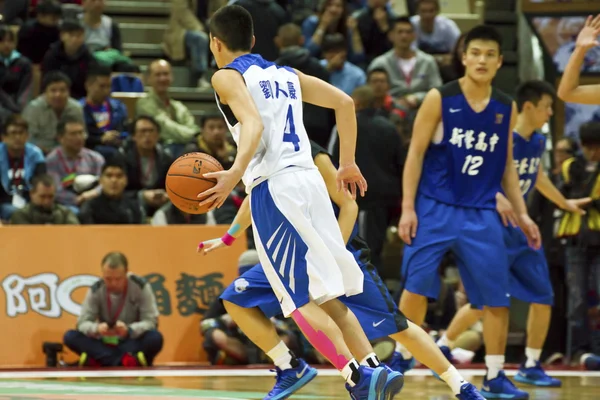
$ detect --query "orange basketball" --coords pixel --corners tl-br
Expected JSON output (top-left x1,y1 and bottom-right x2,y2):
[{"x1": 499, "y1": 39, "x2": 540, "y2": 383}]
[{"x1": 165, "y1": 152, "x2": 224, "y2": 214}]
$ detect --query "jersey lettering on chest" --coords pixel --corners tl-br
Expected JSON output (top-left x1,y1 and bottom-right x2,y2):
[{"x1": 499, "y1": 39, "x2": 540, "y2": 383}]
[
  {"x1": 449, "y1": 127, "x2": 500, "y2": 176},
  {"x1": 257, "y1": 78, "x2": 301, "y2": 152},
  {"x1": 513, "y1": 156, "x2": 541, "y2": 195}
]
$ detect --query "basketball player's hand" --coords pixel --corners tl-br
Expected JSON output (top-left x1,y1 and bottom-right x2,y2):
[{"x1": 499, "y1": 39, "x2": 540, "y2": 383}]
[
  {"x1": 563, "y1": 197, "x2": 592, "y2": 215},
  {"x1": 336, "y1": 163, "x2": 367, "y2": 199},
  {"x1": 495, "y1": 193, "x2": 517, "y2": 227},
  {"x1": 197, "y1": 237, "x2": 226, "y2": 255},
  {"x1": 398, "y1": 209, "x2": 418, "y2": 245},
  {"x1": 518, "y1": 214, "x2": 541, "y2": 250},
  {"x1": 197, "y1": 169, "x2": 240, "y2": 210},
  {"x1": 576, "y1": 14, "x2": 600, "y2": 50}
]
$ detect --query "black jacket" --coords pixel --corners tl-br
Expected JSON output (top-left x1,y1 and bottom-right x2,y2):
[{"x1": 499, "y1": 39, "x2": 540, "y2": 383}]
[
  {"x1": 17, "y1": 21, "x2": 61, "y2": 64},
  {"x1": 0, "y1": 51, "x2": 33, "y2": 112},
  {"x1": 79, "y1": 193, "x2": 144, "y2": 224},
  {"x1": 117, "y1": 143, "x2": 173, "y2": 196},
  {"x1": 41, "y1": 42, "x2": 98, "y2": 99},
  {"x1": 276, "y1": 46, "x2": 335, "y2": 148}
]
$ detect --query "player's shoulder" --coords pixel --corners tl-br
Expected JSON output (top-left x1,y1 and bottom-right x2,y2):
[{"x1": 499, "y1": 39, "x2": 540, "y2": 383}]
[
  {"x1": 437, "y1": 80, "x2": 461, "y2": 98},
  {"x1": 222, "y1": 53, "x2": 296, "y2": 78},
  {"x1": 531, "y1": 132, "x2": 547, "y2": 148},
  {"x1": 491, "y1": 86, "x2": 513, "y2": 107}
]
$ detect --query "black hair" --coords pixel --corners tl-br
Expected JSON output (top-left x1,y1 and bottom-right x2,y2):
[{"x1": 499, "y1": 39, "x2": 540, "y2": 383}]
[
  {"x1": 131, "y1": 115, "x2": 161, "y2": 134},
  {"x1": 56, "y1": 117, "x2": 84, "y2": 137},
  {"x1": 2, "y1": 114, "x2": 28, "y2": 135},
  {"x1": 515, "y1": 80, "x2": 556, "y2": 112},
  {"x1": 201, "y1": 113, "x2": 225, "y2": 127},
  {"x1": 42, "y1": 71, "x2": 72, "y2": 91},
  {"x1": 463, "y1": 25, "x2": 503, "y2": 55},
  {"x1": 60, "y1": 19, "x2": 84, "y2": 34},
  {"x1": 209, "y1": 5, "x2": 253, "y2": 52},
  {"x1": 31, "y1": 174, "x2": 55, "y2": 190},
  {"x1": 101, "y1": 252, "x2": 129, "y2": 270},
  {"x1": 37, "y1": 0, "x2": 63, "y2": 16},
  {"x1": 322, "y1": 33, "x2": 346, "y2": 53},
  {"x1": 579, "y1": 122, "x2": 600, "y2": 147},
  {"x1": 86, "y1": 65, "x2": 112, "y2": 83},
  {"x1": 0, "y1": 25, "x2": 16, "y2": 42},
  {"x1": 367, "y1": 67, "x2": 390, "y2": 82},
  {"x1": 391, "y1": 16, "x2": 413, "y2": 31},
  {"x1": 101, "y1": 157, "x2": 127, "y2": 175}
]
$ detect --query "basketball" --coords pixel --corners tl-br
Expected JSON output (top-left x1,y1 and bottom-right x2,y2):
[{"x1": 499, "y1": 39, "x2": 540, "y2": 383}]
[{"x1": 165, "y1": 152, "x2": 224, "y2": 214}]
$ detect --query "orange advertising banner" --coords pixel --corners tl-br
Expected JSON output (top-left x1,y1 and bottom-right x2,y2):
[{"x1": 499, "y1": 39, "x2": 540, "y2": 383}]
[{"x1": 0, "y1": 226, "x2": 246, "y2": 368}]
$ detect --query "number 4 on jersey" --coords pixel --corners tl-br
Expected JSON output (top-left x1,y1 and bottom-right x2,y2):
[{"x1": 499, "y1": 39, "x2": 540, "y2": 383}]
[{"x1": 283, "y1": 104, "x2": 300, "y2": 151}]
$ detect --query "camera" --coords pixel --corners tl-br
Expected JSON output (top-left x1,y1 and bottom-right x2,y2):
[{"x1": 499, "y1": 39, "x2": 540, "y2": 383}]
[{"x1": 42, "y1": 342, "x2": 63, "y2": 367}]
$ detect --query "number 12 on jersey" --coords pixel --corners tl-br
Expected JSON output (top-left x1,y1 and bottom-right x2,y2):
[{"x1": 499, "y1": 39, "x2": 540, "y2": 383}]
[
  {"x1": 283, "y1": 104, "x2": 300, "y2": 151},
  {"x1": 461, "y1": 155, "x2": 483, "y2": 176}
]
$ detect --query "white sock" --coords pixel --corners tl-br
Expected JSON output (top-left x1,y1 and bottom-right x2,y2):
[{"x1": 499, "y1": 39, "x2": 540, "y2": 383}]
[
  {"x1": 266, "y1": 341, "x2": 293, "y2": 370},
  {"x1": 341, "y1": 359, "x2": 361, "y2": 387},
  {"x1": 360, "y1": 352, "x2": 380, "y2": 368},
  {"x1": 525, "y1": 347, "x2": 541, "y2": 368},
  {"x1": 485, "y1": 355, "x2": 505, "y2": 380},
  {"x1": 395, "y1": 341, "x2": 413, "y2": 360},
  {"x1": 440, "y1": 365, "x2": 466, "y2": 395},
  {"x1": 437, "y1": 333, "x2": 455, "y2": 349}
]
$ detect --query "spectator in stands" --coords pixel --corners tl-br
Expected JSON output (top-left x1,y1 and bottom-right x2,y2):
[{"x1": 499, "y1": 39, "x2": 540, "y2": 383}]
[
  {"x1": 42, "y1": 19, "x2": 98, "y2": 99},
  {"x1": 136, "y1": 59, "x2": 200, "y2": 158},
  {"x1": 79, "y1": 159, "x2": 144, "y2": 224},
  {"x1": 151, "y1": 201, "x2": 207, "y2": 225},
  {"x1": 411, "y1": 0, "x2": 460, "y2": 57},
  {"x1": 353, "y1": 0, "x2": 395, "y2": 65},
  {"x1": 0, "y1": 25, "x2": 33, "y2": 113},
  {"x1": 368, "y1": 16, "x2": 441, "y2": 118},
  {"x1": 63, "y1": 252, "x2": 163, "y2": 367},
  {"x1": 22, "y1": 71, "x2": 84, "y2": 153},
  {"x1": 81, "y1": 66, "x2": 128, "y2": 159},
  {"x1": 80, "y1": 0, "x2": 122, "y2": 53},
  {"x1": 118, "y1": 116, "x2": 171, "y2": 217},
  {"x1": 302, "y1": 0, "x2": 364, "y2": 65},
  {"x1": 45, "y1": 118, "x2": 104, "y2": 213},
  {"x1": 331, "y1": 86, "x2": 404, "y2": 271},
  {"x1": 275, "y1": 23, "x2": 334, "y2": 148},
  {"x1": 553, "y1": 137, "x2": 577, "y2": 177},
  {"x1": 439, "y1": 32, "x2": 466, "y2": 83},
  {"x1": 229, "y1": 0, "x2": 290, "y2": 62},
  {"x1": 17, "y1": 0, "x2": 62, "y2": 65},
  {"x1": 185, "y1": 114, "x2": 235, "y2": 170},
  {"x1": 163, "y1": 0, "x2": 210, "y2": 88},
  {"x1": 0, "y1": 115, "x2": 46, "y2": 221},
  {"x1": 0, "y1": 0, "x2": 28, "y2": 26},
  {"x1": 367, "y1": 68, "x2": 409, "y2": 141},
  {"x1": 10, "y1": 174, "x2": 79, "y2": 224},
  {"x1": 320, "y1": 33, "x2": 366, "y2": 95}
]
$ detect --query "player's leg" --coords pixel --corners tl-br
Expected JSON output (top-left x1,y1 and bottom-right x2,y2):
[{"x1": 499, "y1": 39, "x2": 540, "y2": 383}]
[
  {"x1": 454, "y1": 208, "x2": 528, "y2": 399},
  {"x1": 220, "y1": 266, "x2": 318, "y2": 399},
  {"x1": 507, "y1": 239, "x2": 560, "y2": 387},
  {"x1": 396, "y1": 195, "x2": 455, "y2": 371},
  {"x1": 250, "y1": 175, "x2": 389, "y2": 399},
  {"x1": 437, "y1": 304, "x2": 484, "y2": 359}
]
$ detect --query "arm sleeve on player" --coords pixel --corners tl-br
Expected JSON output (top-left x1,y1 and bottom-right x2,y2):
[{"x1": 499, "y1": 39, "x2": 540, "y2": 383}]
[
  {"x1": 128, "y1": 284, "x2": 159, "y2": 338},
  {"x1": 77, "y1": 289, "x2": 101, "y2": 336}
]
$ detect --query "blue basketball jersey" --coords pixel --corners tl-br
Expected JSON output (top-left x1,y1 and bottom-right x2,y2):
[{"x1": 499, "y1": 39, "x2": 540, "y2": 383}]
[
  {"x1": 512, "y1": 131, "x2": 546, "y2": 199},
  {"x1": 418, "y1": 81, "x2": 513, "y2": 209}
]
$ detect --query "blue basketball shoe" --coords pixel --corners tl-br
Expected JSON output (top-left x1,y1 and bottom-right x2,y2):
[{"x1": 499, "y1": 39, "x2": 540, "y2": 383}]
[
  {"x1": 346, "y1": 366, "x2": 388, "y2": 400},
  {"x1": 387, "y1": 351, "x2": 416, "y2": 374},
  {"x1": 456, "y1": 382, "x2": 486, "y2": 399},
  {"x1": 381, "y1": 364, "x2": 404, "y2": 400},
  {"x1": 264, "y1": 358, "x2": 318, "y2": 400},
  {"x1": 480, "y1": 371, "x2": 529, "y2": 399},
  {"x1": 514, "y1": 362, "x2": 561, "y2": 387}
]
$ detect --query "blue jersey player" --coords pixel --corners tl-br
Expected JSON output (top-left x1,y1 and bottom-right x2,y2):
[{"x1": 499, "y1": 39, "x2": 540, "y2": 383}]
[
  {"x1": 436, "y1": 80, "x2": 590, "y2": 390},
  {"x1": 396, "y1": 25, "x2": 541, "y2": 399},
  {"x1": 199, "y1": 140, "x2": 485, "y2": 400}
]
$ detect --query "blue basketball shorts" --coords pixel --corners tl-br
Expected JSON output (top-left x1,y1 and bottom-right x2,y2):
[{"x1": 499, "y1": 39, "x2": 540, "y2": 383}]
[
  {"x1": 401, "y1": 194, "x2": 510, "y2": 308},
  {"x1": 249, "y1": 170, "x2": 364, "y2": 317},
  {"x1": 221, "y1": 261, "x2": 408, "y2": 341}
]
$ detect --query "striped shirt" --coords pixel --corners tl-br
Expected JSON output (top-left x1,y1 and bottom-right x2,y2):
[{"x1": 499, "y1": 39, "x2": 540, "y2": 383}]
[{"x1": 46, "y1": 147, "x2": 105, "y2": 206}]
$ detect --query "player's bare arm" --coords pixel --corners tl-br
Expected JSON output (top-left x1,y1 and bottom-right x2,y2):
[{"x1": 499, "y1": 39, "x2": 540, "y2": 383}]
[
  {"x1": 535, "y1": 167, "x2": 591, "y2": 214},
  {"x1": 294, "y1": 69, "x2": 367, "y2": 198},
  {"x1": 557, "y1": 14, "x2": 600, "y2": 104},
  {"x1": 501, "y1": 102, "x2": 541, "y2": 248},
  {"x1": 197, "y1": 69, "x2": 264, "y2": 209},
  {"x1": 314, "y1": 153, "x2": 359, "y2": 243},
  {"x1": 398, "y1": 88, "x2": 441, "y2": 245},
  {"x1": 198, "y1": 196, "x2": 252, "y2": 255},
  {"x1": 495, "y1": 192, "x2": 517, "y2": 228}
]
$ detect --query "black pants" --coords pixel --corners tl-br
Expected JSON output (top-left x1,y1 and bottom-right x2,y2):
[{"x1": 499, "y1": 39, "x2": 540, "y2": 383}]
[{"x1": 358, "y1": 205, "x2": 400, "y2": 278}]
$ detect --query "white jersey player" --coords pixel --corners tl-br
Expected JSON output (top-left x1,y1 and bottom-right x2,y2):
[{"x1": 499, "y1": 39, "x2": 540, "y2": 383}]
[{"x1": 197, "y1": 5, "x2": 404, "y2": 400}]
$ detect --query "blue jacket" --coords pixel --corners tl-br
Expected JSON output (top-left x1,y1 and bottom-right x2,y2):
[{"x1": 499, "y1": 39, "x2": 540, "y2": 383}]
[
  {"x1": 79, "y1": 97, "x2": 129, "y2": 148},
  {"x1": 0, "y1": 142, "x2": 45, "y2": 195}
]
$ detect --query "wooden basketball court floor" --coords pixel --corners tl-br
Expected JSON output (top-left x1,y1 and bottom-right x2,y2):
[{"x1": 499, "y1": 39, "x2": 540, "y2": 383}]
[{"x1": 0, "y1": 368, "x2": 598, "y2": 399}]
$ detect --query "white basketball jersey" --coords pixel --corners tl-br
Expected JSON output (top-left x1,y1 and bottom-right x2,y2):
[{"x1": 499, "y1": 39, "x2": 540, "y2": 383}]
[{"x1": 215, "y1": 54, "x2": 316, "y2": 189}]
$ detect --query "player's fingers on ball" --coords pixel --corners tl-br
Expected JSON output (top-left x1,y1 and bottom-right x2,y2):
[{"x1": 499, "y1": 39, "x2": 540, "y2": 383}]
[
  {"x1": 198, "y1": 194, "x2": 217, "y2": 207},
  {"x1": 197, "y1": 187, "x2": 217, "y2": 198}
]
